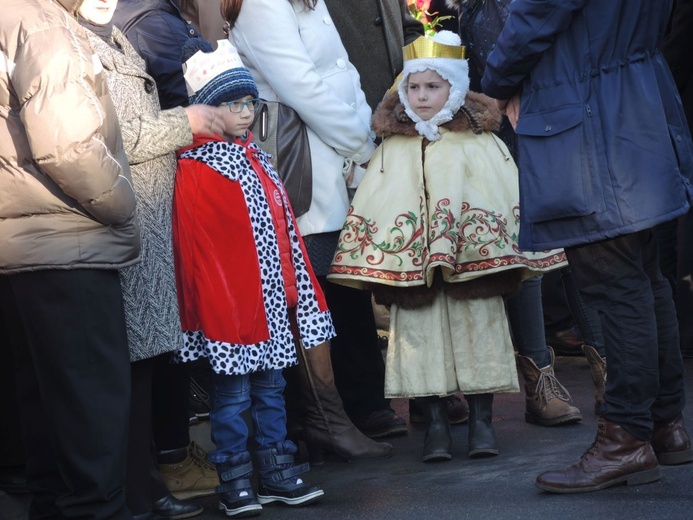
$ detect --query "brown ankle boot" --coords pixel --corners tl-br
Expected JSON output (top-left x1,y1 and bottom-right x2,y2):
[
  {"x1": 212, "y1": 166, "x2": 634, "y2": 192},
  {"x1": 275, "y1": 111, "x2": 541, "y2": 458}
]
[
  {"x1": 517, "y1": 347, "x2": 582, "y2": 426},
  {"x1": 582, "y1": 344, "x2": 606, "y2": 415},
  {"x1": 651, "y1": 414, "x2": 693, "y2": 465},
  {"x1": 536, "y1": 418, "x2": 661, "y2": 493},
  {"x1": 295, "y1": 341, "x2": 393, "y2": 463}
]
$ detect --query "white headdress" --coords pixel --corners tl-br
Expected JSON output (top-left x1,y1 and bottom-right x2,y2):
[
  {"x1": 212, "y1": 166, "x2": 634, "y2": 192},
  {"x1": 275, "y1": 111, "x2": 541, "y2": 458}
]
[{"x1": 397, "y1": 31, "x2": 469, "y2": 141}]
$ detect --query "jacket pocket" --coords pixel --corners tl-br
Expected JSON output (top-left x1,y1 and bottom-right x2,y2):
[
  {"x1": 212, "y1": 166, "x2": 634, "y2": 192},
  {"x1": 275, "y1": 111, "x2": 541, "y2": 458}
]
[{"x1": 515, "y1": 105, "x2": 604, "y2": 223}]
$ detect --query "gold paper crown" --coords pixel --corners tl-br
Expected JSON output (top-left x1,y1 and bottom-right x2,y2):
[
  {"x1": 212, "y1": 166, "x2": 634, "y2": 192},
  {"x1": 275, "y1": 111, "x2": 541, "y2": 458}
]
[{"x1": 403, "y1": 37, "x2": 466, "y2": 61}]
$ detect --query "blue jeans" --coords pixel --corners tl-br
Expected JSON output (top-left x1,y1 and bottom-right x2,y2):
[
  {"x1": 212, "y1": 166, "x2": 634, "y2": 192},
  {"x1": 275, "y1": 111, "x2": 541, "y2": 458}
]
[
  {"x1": 565, "y1": 229, "x2": 685, "y2": 440},
  {"x1": 209, "y1": 369, "x2": 288, "y2": 462}
]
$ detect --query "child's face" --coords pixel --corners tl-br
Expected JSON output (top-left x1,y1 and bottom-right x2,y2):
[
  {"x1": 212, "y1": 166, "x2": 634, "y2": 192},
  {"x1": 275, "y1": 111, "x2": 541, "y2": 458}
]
[
  {"x1": 218, "y1": 95, "x2": 259, "y2": 138},
  {"x1": 406, "y1": 69, "x2": 451, "y2": 121}
]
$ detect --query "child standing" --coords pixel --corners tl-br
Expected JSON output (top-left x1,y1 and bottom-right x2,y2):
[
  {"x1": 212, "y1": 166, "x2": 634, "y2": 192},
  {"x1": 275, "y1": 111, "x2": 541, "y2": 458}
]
[
  {"x1": 173, "y1": 39, "x2": 333, "y2": 517},
  {"x1": 328, "y1": 31, "x2": 565, "y2": 462}
]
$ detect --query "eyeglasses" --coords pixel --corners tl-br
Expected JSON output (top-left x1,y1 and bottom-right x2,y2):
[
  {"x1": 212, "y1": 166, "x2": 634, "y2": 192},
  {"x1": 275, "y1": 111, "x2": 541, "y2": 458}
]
[{"x1": 222, "y1": 98, "x2": 262, "y2": 113}]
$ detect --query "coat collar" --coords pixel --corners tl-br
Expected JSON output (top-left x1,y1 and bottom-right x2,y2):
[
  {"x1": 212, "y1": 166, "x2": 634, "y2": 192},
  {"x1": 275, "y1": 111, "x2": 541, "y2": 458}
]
[{"x1": 371, "y1": 90, "x2": 501, "y2": 139}]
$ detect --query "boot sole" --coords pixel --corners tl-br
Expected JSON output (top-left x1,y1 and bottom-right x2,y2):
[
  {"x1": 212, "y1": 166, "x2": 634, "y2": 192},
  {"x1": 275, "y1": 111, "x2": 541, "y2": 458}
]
[
  {"x1": 525, "y1": 412, "x2": 582, "y2": 427},
  {"x1": 422, "y1": 452, "x2": 452, "y2": 462},
  {"x1": 468, "y1": 448, "x2": 499, "y2": 458},
  {"x1": 536, "y1": 466, "x2": 661, "y2": 493},
  {"x1": 656, "y1": 448, "x2": 693, "y2": 465},
  {"x1": 257, "y1": 489, "x2": 324, "y2": 506},
  {"x1": 219, "y1": 502, "x2": 262, "y2": 517},
  {"x1": 172, "y1": 488, "x2": 217, "y2": 500}
]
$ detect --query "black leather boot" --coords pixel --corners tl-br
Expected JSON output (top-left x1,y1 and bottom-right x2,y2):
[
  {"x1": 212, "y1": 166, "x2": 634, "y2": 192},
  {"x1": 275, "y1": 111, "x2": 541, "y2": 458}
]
[
  {"x1": 467, "y1": 393, "x2": 499, "y2": 458},
  {"x1": 417, "y1": 397, "x2": 452, "y2": 462}
]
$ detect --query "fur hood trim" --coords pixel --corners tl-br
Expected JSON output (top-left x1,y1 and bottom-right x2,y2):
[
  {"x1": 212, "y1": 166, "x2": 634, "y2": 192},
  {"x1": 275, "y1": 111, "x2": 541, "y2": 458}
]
[{"x1": 371, "y1": 90, "x2": 501, "y2": 139}]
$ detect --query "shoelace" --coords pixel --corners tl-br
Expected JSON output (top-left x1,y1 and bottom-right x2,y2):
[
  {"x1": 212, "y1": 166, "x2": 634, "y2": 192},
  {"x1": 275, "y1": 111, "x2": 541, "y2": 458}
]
[
  {"x1": 189, "y1": 443, "x2": 217, "y2": 471},
  {"x1": 536, "y1": 370, "x2": 573, "y2": 403},
  {"x1": 581, "y1": 421, "x2": 608, "y2": 461}
]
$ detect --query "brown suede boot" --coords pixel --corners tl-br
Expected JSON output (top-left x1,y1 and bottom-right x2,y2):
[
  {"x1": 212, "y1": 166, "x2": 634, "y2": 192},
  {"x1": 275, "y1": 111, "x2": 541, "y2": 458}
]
[
  {"x1": 158, "y1": 442, "x2": 219, "y2": 500},
  {"x1": 516, "y1": 347, "x2": 582, "y2": 426},
  {"x1": 536, "y1": 418, "x2": 661, "y2": 493},
  {"x1": 295, "y1": 341, "x2": 393, "y2": 463},
  {"x1": 651, "y1": 414, "x2": 693, "y2": 465},
  {"x1": 582, "y1": 344, "x2": 606, "y2": 415}
]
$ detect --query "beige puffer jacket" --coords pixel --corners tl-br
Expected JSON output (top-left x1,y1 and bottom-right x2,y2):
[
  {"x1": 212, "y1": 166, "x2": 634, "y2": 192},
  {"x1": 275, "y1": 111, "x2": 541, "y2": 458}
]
[{"x1": 0, "y1": 0, "x2": 140, "y2": 274}]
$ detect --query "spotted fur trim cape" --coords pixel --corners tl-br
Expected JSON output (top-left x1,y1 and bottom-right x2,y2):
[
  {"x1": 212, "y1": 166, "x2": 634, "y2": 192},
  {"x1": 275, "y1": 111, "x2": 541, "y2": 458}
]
[{"x1": 173, "y1": 134, "x2": 335, "y2": 375}]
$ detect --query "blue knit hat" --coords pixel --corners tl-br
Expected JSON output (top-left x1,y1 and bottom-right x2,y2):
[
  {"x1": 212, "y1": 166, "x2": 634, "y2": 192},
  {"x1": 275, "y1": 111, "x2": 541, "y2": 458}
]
[{"x1": 181, "y1": 38, "x2": 258, "y2": 106}]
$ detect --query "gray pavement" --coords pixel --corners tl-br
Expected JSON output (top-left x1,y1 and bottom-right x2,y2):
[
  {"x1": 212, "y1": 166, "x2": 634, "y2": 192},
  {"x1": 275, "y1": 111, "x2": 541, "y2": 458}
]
[{"x1": 3, "y1": 356, "x2": 693, "y2": 520}]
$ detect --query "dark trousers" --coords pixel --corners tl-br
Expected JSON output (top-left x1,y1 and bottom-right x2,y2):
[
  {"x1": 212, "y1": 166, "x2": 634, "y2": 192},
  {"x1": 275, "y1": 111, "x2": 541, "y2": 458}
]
[
  {"x1": 0, "y1": 310, "x2": 25, "y2": 468},
  {"x1": 565, "y1": 230, "x2": 685, "y2": 440},
  {"x1": 0, "y1": 270, "x2": 131, "y2": 520},
  {"x1": 152, "y1": 354, "x2": 190, "y2": 452},
  {"x1": 128, "y1": 358, "x2": 170, "y2": 515},
  {"x1": 318, "y1": 277, "x2": 389, "y2": 420}
]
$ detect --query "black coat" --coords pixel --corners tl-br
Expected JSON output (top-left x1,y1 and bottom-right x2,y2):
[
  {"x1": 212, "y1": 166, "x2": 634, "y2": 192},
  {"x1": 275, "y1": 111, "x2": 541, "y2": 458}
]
[{"x1": 113, "y1": 0, "x2": 200, "y2": 110}]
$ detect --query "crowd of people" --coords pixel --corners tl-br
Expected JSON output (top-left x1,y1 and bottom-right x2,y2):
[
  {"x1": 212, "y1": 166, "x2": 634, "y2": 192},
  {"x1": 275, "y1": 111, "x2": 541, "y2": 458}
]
[{"x1": 1, "y1": 0, "x2": 692, "y2": 518}]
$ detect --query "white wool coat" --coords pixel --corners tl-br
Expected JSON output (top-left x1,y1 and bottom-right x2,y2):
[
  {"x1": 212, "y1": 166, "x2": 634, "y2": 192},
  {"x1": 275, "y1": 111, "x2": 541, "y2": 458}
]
[{"x1": 231, "y1": 0, "x2": 376, "y2": 237}]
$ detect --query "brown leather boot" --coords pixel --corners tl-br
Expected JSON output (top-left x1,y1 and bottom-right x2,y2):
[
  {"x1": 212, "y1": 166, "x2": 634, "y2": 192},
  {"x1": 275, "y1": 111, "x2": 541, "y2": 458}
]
[
  {"x1": 536, "y1": 418, "x2": 661, "y2": 493},
  {"x1": 651, "y1": 414, "x2": 693, "y2": 465},
  {"x1": 517, "y1": 347, "x2": 582, "y2": 426},
  {"x1": 295, "y1": 341, "x2": 393, "y2": 463},
  {"x1": 582, "y1": 344, "x2": 606, "y2": 415}
]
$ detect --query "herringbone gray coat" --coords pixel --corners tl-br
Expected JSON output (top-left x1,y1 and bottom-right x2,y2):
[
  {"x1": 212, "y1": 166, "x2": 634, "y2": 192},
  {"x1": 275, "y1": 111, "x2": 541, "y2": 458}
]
[{"x1": 88, "y1": 28, "x2": 193, "y2": 361}]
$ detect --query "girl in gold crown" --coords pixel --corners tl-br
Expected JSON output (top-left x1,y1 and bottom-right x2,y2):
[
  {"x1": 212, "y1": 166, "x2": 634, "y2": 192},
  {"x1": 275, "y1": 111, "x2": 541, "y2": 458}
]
[{"x1": 329, "y1": 30, "x2": 566, "y2": 463}]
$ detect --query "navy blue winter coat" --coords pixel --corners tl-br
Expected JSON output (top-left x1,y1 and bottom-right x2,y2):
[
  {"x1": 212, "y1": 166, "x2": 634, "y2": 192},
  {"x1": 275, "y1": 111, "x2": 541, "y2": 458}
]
[
  {"x1": 112, "y1": 0, "x2": 200, "y2": 110},
  {"x1": 481, "y1": 0, "x2": 693, "y2": 251}
]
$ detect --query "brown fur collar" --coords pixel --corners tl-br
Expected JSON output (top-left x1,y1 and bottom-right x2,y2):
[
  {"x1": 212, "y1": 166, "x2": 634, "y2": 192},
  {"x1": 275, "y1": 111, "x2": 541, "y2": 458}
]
[{"x1": 371, "y1": 90, "x2": 501, "y2": 139}]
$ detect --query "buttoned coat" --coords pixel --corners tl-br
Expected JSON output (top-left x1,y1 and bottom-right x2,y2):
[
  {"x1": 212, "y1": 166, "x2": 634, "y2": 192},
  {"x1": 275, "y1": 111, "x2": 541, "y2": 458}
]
[
  {"x1": 481, "y1": 0, "x2": 693, "y2": 252},
  {"x1": 323, "y1": 0, "x2": 423, "y2": 110},
  {"x1": 87, "y1": 28, "x2": 192, "y2": 361},
  {"x1": 231, "y1": 0, "x2": 376, "y2": 237}
]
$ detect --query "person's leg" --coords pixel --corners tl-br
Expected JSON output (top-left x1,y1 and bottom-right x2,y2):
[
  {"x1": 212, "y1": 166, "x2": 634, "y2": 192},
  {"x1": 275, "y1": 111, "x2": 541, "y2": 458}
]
[
  {"x1": 559, "y1": 267, "x2": 607, "y2": 414},
  {"x1": 250, "y1": 369, "x2": 323, "y2": 506},
  {"x1": 0, "y1": 311, "x2": 27, "y2": 494},
  {"x1": 152, "y1": 355, "x2": 191, "y2": 452},
  {"x1": 537, "y1": 231, "x2": 670, "y2": 492},
  {"x1": 319, "y1": 278, "x2": 406, "y2": 437},
  {"x1": 541, "y1": 269, "x2": 583, "y2": 355},
  {"x1": 508, "y1": 276, "x2": 582, "y2": 426},
  {"x1": 0, "y1": 270, "x2": 131, "y2": 520},
  {"x1": 208, "y1": 372, "x2": 262, "y2": 517},
  {"x1": 559, "y1": 267, "x2": 605, "y2": 356},
  {"x1": 127, "y1": 359, "x2": 202, "y2": 519},
  {"x1": 154, "y1": 354, "x2": 217, "y2": 500},
  {"x1": 507, "y1": 276, "x2": 551, "y2": 366},
  {"x1": 566, "y1": 232, "x2": 664, "y2": 438}
]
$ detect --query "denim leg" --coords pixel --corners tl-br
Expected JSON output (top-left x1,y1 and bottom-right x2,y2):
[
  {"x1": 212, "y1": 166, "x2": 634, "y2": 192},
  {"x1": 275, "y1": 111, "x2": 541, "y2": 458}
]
[
  {"x1": 209, "y1": 373, "x2": 251, "y2": 462},
  {"x1": 506, "y1": 276, "x2": 551, "y2": 367},
  {"x1": 565, "y1": 230, "x2": 683, "y2": 440},
  {"x1": 560, "y1": 267, "x2": 605, "y2": 356},
  {"x1": 249, "y1": 369, "x2": 288, "y2": 449}
]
